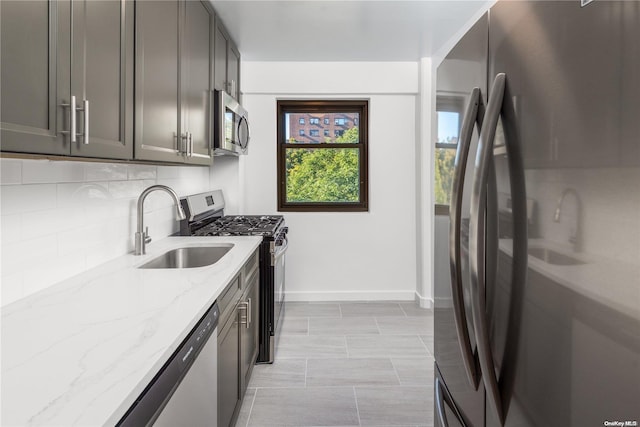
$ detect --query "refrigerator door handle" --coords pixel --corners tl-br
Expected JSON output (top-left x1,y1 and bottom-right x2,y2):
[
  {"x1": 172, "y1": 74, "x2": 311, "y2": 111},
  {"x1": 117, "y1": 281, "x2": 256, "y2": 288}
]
[
  {"x1": 469, "y1": 72, "x2": 529, "y2": 426},
  {"x1": 435, "y1": 375, "x2": 469, "y2": 427},
  {"x1": 449, "y1": 87, "x2": 484, "y2": 390},
  {"x1": 470, "y1": 73, "x2": 506, "y2": 425}
]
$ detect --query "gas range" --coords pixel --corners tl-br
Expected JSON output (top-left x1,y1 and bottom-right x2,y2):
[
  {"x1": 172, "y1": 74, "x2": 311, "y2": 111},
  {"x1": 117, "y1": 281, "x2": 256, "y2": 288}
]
[{"x1": 178, "y1": 190, "x2": 288, "y2": 364}]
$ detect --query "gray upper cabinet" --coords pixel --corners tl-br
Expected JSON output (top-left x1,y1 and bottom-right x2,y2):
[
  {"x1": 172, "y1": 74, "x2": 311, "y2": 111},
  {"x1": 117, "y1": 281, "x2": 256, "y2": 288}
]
[
  {"x1": 135, "y1": 0, "x2": 182, "y2": 163},
  {"x1": 214, "y1": 17, "x2": 241, "y2": 101},
  {"x1": 182, "y1": 0, "x2": 214, "y2": 165},
  {"x1": 135, "y1": 0, "x2": 213, "y2": 165},
  {"x1": 0, "y1": 0, "x2": 133, "y2": 159},
  {"x1": 1, "y1": 0, "x2": 69, "y2": 156},
  {"x1": 71, "y1": 0, "x2": 134, "y2": 159}
]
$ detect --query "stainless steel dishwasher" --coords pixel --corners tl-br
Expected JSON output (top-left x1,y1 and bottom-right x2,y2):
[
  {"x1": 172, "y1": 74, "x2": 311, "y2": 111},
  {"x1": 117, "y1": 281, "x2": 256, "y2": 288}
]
[{"x1": 118, "y1": 302, "x2": 219, "y2": 426}]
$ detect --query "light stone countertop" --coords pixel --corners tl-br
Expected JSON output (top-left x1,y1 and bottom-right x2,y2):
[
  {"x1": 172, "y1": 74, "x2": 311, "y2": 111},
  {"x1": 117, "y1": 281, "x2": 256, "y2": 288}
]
[
  {"x1": 499, "y1": 238, "x2": 640, "y2": 322},
  {"x1": 1, "y1": 235, "x2": 262, "y2": 426}
]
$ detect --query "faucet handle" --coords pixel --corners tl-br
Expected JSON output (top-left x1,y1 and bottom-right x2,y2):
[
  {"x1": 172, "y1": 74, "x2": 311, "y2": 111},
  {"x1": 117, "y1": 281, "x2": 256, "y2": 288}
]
[{"x1": 144, "y1": 226, "x2": 152, "y2": 244}]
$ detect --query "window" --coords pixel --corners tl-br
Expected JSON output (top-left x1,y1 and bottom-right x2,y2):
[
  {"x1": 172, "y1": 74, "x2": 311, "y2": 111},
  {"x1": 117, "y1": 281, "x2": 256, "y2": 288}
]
[
  {"x1": 435, "y1": 95, "x2": 465, "y2": 215},
  {"x1": 299, "y1": 129, "x2": 305, "y2": 136},
  {"x1": 299, "y1": 118, "x2": 305, "y2": 124},
  {"x1": 310, "y1": 129, "x2": 319, "y2": 137},
  {"x1": 277, "y1": 100, "x2": 369, "y2": 212},
  {"x1": 334, "y1": 118, "x2": 346, "y2": 126},
  {"x1": 354, "y1": 118, "x2": 358, "y2": 125},
  {"x1": 334, "y1": 130, "x2": 344, "y2": 137},
  {"x1": 310, "y1": 118, "x2": 320, "y2": 125}
]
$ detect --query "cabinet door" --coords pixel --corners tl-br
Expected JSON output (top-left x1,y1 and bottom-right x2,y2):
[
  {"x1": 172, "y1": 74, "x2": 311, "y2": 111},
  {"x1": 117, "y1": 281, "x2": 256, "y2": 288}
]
[
  {"x1": 241, "y1": 270, "x2": 260, "y2": 393},
  {"x1": 213, "y1": 19, "x2": 228, "y2": 93},
  {"x1": 71, "y1": 0, "x2": 133, "y2": 159},
  {"x1": 134, "y1": 0, "x2": 184, "y2": 163},
  {"x1": 0, "y1": 0, "x2": 70, "y2": 155},
  {"x1": 182, "y1": 0, "x2": 213, "y2": 165},
  {"x1": 228, "y1": 44, "x2": 241, "y2": 100},
  {"x1": 218, "y1": 306, "x2": 241, "y2": 427}
]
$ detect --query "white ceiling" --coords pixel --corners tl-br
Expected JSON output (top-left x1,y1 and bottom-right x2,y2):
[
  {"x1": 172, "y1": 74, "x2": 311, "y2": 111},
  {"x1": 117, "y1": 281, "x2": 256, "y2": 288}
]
[{"x1": 210, "y1": 1, "x2": 490, "y2": 62}]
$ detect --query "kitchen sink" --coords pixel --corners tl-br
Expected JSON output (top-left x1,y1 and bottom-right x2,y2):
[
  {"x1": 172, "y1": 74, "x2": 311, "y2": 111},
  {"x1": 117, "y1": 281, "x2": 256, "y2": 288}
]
[
  {"x1": 139, "y1": 245, "x2": 233, "y2": 269},
  {"x1": 528, "y1": 247, "x2": 585, "y2": 266}
]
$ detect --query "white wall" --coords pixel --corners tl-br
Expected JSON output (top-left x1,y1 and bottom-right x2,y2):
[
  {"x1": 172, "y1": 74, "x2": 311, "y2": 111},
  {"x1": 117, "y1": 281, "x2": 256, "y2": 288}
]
[
  {"x1": 241, "y1": 61, "x2": 419, "y2": 301},
  {"x1": 416, "y1": 58, "x2": 436, "y2": 308},
  {"x1": 0, "y1": 159, "x2": 211, "y2": 306}
]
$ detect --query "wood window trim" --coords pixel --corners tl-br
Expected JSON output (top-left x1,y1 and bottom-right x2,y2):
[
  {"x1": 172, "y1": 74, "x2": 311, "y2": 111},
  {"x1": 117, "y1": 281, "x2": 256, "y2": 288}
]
[{"x1": 277, "y1": 100, "x2": 369, "y2": 212}]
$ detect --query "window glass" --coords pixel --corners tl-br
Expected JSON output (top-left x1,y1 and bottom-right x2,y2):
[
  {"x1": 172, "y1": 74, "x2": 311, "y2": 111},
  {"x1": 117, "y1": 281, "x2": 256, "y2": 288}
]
[
  {"x1": 278, "y1": 101, "x2": 368, "y2": 211},
  {"x1": 434, "y1": 97, "x2": 464, "y2": 207}
]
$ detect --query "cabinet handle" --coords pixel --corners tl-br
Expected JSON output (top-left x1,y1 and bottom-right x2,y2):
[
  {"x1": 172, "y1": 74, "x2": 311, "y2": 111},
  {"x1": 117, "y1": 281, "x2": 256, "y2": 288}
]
[
  {"x1": 189, "y1": 132, "x2": 194, "y2": 157},
  {"x1": 230, "y1": 79, "x2": 236, "y2": 97},
  {"x1": 247, "y1": 297, "x2": 252, "y2": 326},
  {"x1": 60, "y1": 95, "x2": 77, "y2": 143},
  {"x1": 180, "y1": 133, "x2": 188, "y2": 155},
  {"x1": 78, "y1": 99, "x2": 89, "y2": 145},
  {"x1": 238, "y1": 301, "x2": 249, "y2": 328}
]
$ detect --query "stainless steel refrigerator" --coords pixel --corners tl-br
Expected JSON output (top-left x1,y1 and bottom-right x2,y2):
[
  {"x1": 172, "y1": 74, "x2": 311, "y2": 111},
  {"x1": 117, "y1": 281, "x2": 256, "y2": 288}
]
[{"x1": 434, "y1": 1, "x2": 640, "y2": 426}]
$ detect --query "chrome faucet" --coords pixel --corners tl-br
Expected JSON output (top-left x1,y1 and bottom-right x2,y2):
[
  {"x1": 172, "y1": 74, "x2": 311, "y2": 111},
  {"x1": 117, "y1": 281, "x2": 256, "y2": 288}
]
[
  {"x1": 135, "y1": 185, "x2": 186, "y2": 255},
  {"x1": 553, "y1": 188, "x2": 581, "y2": 252}
]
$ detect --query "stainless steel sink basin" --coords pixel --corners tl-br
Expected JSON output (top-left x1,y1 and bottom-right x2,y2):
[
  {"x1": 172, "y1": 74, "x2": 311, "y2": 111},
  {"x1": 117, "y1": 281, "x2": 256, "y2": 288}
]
[
  {"x1": 139, "y1": 245, "x2": 233, "y2": 269},
  {"x1": 528, "y1": 247, "x2": 585, "y2": 266}
]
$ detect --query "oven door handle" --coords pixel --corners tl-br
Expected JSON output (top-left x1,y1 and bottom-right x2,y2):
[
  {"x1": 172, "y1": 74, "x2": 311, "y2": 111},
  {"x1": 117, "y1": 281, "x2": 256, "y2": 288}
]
[{"x1": 271, "y1": 236, "x2": 289, "y2": 266}]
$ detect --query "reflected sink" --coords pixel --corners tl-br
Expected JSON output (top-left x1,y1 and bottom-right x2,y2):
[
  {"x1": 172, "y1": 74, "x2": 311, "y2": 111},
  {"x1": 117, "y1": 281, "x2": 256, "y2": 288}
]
[
  {"x1": 528, "y1": 247, "x2": 585, "y2": 266},
  {"x1": 139, "y1": 245, "x2": 233, "y2": 269}
]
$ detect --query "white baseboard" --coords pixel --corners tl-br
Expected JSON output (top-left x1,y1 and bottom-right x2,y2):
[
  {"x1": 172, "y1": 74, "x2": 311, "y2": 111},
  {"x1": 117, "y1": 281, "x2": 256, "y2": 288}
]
[
  {"x1": 284, "y1": 290, "x2": 416, "y2": 302},
  {"x1": 414, "y1": 291, "x2": 434, "y2": 309}
]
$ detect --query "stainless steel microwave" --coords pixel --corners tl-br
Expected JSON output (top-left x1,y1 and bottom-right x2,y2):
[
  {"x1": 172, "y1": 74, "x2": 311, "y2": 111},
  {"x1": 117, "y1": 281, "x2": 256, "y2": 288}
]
[{"x1": 214, "y1": 90, "x2": 249, "y2": 156}]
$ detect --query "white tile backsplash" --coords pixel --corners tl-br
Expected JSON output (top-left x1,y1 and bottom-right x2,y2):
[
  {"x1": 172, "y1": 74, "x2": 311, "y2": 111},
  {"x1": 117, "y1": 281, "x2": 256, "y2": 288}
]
[
  {"x1": 22, "y1": 159, "x2": 85, "y2": 184},
  {"x1": 0, "y1": 158, "x2": 212, "y2": 306},
  {"x1": 0, "y1": 159, "x2": 22, "y2": 185},
  {"x1": 1, "y1": 183, "x2": 58, "y2": 215},
  {"x1": 84, "y1": 163, "x2": 128, "y2": 181},
  {"x1": 128, "y1": 164, "x2": 157, "y2": 180}
]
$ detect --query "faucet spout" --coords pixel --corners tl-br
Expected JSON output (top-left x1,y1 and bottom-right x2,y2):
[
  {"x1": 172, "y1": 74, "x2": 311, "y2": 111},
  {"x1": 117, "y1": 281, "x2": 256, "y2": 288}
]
[
  {"x1": 553, "y1": 188, "x2": 582, "y2": 252},
  {"x1": 135, "y1": 185, "x2": 186, "y2": 255}
]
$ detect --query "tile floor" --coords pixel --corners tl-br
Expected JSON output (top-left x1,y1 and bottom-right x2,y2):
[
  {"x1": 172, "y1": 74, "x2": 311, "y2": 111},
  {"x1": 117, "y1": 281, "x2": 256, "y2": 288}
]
[{"x1": 235, "y1": 301, "x2": 435, "y2": 427}]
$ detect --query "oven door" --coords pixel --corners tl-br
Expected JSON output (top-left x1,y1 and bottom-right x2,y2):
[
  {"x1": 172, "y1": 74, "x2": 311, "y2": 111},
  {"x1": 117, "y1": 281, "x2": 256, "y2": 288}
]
[{"x1": 270, "y1": 230, "x2": 288, "y2": 359}]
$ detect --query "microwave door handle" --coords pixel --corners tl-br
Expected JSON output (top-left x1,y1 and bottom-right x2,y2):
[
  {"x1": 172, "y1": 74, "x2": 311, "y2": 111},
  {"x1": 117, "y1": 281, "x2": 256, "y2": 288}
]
[
  {"x1": 238, "y1": 115, "x2": 250, "y2": 150},
  {"x1": 449, "y1": 87, "x2": 482, "y2": 390}
]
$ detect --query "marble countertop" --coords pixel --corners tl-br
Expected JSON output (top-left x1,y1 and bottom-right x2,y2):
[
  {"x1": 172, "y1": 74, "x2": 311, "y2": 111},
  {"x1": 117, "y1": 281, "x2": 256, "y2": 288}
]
[
  {"x1": 1, "y1": 236, "x2": 262, "y2": 426},
  {"x1": 499, "y1": 238, "x2": 640, "y2": 321}
]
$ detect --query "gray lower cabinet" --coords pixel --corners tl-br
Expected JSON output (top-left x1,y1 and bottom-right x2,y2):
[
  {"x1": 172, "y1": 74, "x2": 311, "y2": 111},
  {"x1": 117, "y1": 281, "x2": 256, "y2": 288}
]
[
  {"x1": 135, "y1": 0, "x2": 214, "y2": 165},
  {"x1": 0, "y1": 0, "x2": 133, "y2": 159},
  {"x1": 218, "y1": 301, "x2": 241, "y2": 427},
  {"x1": 213, "y1": 17, "x2": 241, "y2": 101},
  {"x1": 240, "y1": 266, "x2": 259, "y2": 392},
  {"x1": 217, "y1": 250, "x2": 260, "y2": 427}
]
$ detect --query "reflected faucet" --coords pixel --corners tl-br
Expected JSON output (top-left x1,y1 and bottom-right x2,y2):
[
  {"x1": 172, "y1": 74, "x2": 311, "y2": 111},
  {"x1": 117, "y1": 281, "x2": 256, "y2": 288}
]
[
  {"x1": 135, "y1": 185, "x2": 186, "y2": 255},
  {"x1": 553, "y1": 188, "x2": 581, "y2": 252}
]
